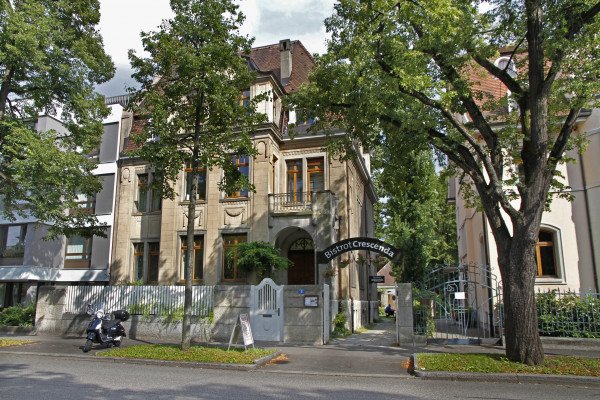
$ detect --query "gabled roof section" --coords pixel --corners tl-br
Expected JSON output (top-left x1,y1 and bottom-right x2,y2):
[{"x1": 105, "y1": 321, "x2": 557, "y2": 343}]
[{"x1": 249, "y1": 40, "x2": 315, "y2": 94}]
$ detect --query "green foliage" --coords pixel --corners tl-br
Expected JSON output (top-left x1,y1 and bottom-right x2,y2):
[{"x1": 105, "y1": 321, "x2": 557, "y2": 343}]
[
  {"x1": 536, "y1": 291, "x2": 600, "y2": 338},
  {"x1": 332, "y1": 311, "x2": 351, "y2": 337},
  {"x1": 99, "y1": 344, "x2": 275, "y2": 364},
  {"x1": 416, "y1": 353, "x2": 600, "y2": 377},
  {"x1": 290, "y1": 0, "x2": 600, "y2": 364},
  {"x1": 129, "y1": 302, "x2": 154, "y2": 321},
  {"x1": 412, "y1": 287, "x2": 436, "y2": 338},
  {"x1": 0, "y1": 0, "x2": 114, "y2": 238},
  {"x1": 129, "y1": 0, "x2": 267, "y2": 348},
  {"x1": 0, "y1": 303, "x2": 35, "y2": 327},
  {"x1": 128, "y1": 0, "x2": 266, "y2": 203},
  {"x1": 235, "y1": 241, "x2": 290, "y2": 282},
  {"x1": 161, "y1": 305, "x2": 185, "y2": 323},
  {"x1": 374, "y1": 141, "x2": 457, "y2": 282}
]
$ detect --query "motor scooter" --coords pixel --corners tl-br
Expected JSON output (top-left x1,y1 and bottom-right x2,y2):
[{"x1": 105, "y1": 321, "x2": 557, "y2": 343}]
[{"x1": 82, "y1": 303, "x2": 129, "y2": 353}]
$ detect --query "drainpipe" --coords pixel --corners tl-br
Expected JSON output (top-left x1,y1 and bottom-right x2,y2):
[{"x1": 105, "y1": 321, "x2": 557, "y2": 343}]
[
  {"x1": 346, "y1": 160, "x2": 354, "y2": 333},
  {"x1": 579, "y1": 151, "x2": 600, "y2": 292}
]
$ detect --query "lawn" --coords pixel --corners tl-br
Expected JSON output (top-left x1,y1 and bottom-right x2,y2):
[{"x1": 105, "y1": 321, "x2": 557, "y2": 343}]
[
  {"x1": 0, "y1": 339, "x2": 33, "y2": 348},
  {"x1": 416, "y1": 353, "x2": 600, "y2": 377},
  {"x1": 99, "y1": 344, "x2": 275, "y2": 364}
]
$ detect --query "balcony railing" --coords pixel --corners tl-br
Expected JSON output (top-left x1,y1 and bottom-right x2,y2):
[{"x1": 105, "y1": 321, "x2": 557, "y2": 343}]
[{"x1": 270, "y1": 192, "x2": 314, "y2": 213}]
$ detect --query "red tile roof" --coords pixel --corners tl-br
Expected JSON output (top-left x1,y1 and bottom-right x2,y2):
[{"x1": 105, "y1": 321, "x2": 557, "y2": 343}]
[{"x1": 249, "y1": 40, "x2": 315, "y2": 93}]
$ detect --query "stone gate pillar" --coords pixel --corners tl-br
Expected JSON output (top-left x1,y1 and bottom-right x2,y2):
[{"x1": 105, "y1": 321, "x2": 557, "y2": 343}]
[{"x1": 395, "y1": 283, "x2": 414, "y2": 345}]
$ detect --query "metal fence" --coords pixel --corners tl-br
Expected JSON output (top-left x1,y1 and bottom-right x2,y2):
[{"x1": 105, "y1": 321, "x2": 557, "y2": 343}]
[
  {"x1": 64, "y1": 285, "x2": 214, "y2": 317},
  {"x1": 537, "y1": 289, "x2": 600, "y2": 338}
]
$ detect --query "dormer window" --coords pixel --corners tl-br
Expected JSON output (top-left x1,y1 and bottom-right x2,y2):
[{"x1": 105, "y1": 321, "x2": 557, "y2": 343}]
[
  {"x1": 495, "y1": 56, "x2": 517, "y2": 78},
  {"x1": 494, "y1": 56, "x2": 518, "y2": 112}
]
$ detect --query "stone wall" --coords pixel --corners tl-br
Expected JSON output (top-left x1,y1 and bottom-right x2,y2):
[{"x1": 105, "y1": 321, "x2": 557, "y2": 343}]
[
  {"x1": 283, "y1": 285, "x2": 324, "y2": 344},
  {"x1": 35, "y1": 286, "x2": 211, "y2": 341},
  {"x1": 35, "y1": 284, "x2": 336, "y2": 345},
  {"x1": 211, "y1": 285, "x2": 251, "y2": 342}
]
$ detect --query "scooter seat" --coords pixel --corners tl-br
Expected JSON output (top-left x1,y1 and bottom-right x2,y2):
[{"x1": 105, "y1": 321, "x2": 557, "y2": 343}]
[{"x1": 102, "y1": 319, "x2": 120, "y2": 330}]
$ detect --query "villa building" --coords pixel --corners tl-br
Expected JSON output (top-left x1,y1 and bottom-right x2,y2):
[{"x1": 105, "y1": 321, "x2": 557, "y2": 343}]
[{"x1": 109, "y1": 40, "x2": 379, "y2": 328}]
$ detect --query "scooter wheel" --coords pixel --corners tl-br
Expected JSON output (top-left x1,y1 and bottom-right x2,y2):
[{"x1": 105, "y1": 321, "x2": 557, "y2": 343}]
[
  {"x1": 114, "y1": 340, "x2": 121, "y2": 347},
  {"x1": 83, "y1": 339, "x2": 93, "y2": 353}
]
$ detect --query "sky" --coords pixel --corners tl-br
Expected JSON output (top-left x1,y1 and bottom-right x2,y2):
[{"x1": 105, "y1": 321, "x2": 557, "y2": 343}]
[{"x1": 96, "y1": 0, "x2": 336, "y2": 95}]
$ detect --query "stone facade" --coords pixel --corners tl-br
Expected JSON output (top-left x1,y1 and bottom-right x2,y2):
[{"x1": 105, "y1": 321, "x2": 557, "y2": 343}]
[{"x1": 110, "y1": 40, "x2": 378, "y2": 328}]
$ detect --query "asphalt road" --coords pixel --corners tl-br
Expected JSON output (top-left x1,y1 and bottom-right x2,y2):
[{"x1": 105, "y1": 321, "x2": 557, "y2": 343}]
[{"x1": 1, "y1": 353, "x2": 599, "y2": 400}]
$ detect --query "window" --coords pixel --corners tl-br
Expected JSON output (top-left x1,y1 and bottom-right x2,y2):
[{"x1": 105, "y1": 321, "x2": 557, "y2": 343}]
[
  {"x1": 71, "y1": 193, "x2": 95, "y2": 215},
  {"x1": 286, "y1": 159, "x2": 303, "y2": 201},
  {"x1": 180, "y1": 235, "x2": 204, "y2": 282},
  {"x1": 307, "y1": 158, "x2": 325, "y2": 193},
  {"x1": 184, "y1": 162, "x2": 207, "y2": 201},
  {"x1": 494, "y1": 56, "x2": 518, "y2": 112},
  {"x1": 536, "y1": 230, "x2": 557, "y2": 277},
  {"x1": 240, "y1": 88, "x2": 250, "y2": 108},
  {"x1": 225, "y1": 155, "x2": 250, "y2": 198},
  {"x1": 222, "y1": 234, "x2": 246, "y2": 281},
  {"x1": 285, "y1": 157, "x2": 325, "y2": 202},
  {"x1": 65, "y1": 235, "x2": 92, "y2": 268},
  {"x1": 495, "y1": 56, "x2": 517, "y2": 78},
  {"x1": 136, "y1": 173, "x2": 161, "y2": 213},
  {"x1": 133, "y1": 242, "x2": 160, "y2": 284},
  {"x1": 0, "y1": 225, "x2": 27, "y2": 260}
]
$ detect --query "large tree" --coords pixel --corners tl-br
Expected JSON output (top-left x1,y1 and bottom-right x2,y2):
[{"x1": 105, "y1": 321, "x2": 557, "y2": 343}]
[
  {"x1": 129, "y1": 0, "x2": 265, "y2": 350},
  {"x1": 290, "y1": 0, "x2": 600, "y2": 364},
  {"x1": 0, "y1": 0, "x2": 114, "y2": 237},
  {"x1": 374, "y1": 140, "x2": 457, "y2": 283}
]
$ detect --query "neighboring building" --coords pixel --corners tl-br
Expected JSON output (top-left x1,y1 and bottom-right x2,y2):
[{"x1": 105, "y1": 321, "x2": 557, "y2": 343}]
[
  {"x1": 110, "y1": 40, "x2": 378, "y2": 327},
  {"x1": 451, "y1": 49, "x2": 600, "y2": 293},
  {"x1": 0, "y1": 102, "x2": 130, "y2": 307},
  {"x1": 376, "y1": 262, "x2": 396, "y2": 309}
]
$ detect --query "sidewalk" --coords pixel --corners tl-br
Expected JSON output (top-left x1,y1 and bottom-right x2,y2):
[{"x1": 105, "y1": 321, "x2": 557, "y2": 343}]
[{"x1": 2, "y1": 320, "x2": 599, "y2": 385}]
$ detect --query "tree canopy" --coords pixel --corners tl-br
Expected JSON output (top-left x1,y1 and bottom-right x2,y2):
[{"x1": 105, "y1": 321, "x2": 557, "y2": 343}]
[
  {"x1": 0, "y1": 0, "x2": 114, "y2": 238},
  {"x1": 290, "y1": 0, "x2": 600, "y2": 365},
  {"x1": 129, "y1": 0, "x2": 266, "y2": 349},
  {"x1": 374, "y1": 140, "x2": 457, "y2": 283}
]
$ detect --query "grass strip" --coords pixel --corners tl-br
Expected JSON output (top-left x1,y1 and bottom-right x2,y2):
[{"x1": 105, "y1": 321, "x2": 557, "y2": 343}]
[
  {"x1": 99, "y1": 344, "x2": 274, "y2": 364},
  {"x1": 0, "y1": 339, "x2": 34, "y2": 348},
  {"x1": 416, "y1": 353, "x2": 600, "y2": 377}
]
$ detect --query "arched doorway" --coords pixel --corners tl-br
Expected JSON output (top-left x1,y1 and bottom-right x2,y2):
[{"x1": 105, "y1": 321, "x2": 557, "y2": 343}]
[{"x1": 287, "y1": 237, "x2": 315, "y2": 285}]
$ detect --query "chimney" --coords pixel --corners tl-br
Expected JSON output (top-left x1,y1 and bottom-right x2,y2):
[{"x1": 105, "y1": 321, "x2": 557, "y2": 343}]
[{"x1": 279, "y1": 39, "x2": 292, "y2": 84}]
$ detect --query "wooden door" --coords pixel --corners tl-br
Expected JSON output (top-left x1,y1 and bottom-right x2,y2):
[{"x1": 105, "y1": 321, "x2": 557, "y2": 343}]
[{"x1": 287, "y1": 251, "x2": 315, "y2": 284}]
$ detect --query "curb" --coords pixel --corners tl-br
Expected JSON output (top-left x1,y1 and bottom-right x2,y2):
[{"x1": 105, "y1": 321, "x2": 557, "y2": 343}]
[{"x1": 412, "y1": 354, "x2": 600, "y2": 387}]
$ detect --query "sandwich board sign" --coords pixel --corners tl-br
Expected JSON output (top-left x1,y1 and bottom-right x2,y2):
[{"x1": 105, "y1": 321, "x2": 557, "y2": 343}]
[{"x1": 228, "y1": 313, "x2": 255, "y2": 350}]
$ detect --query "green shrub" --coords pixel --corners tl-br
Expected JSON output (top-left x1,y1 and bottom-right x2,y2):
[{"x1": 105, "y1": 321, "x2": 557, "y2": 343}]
[
  {"x1": 332, "y1": 311, "x2": 350, "y2": 337},
  {"x1": 536, "y1": 291, "x2": 600, "y2": 338},
  {"x1": 235, "y1": 241, "x2": 290, "y2": 282},
  {"x1": 0, "y1": 304, "x2": 35, "y2": 327}
]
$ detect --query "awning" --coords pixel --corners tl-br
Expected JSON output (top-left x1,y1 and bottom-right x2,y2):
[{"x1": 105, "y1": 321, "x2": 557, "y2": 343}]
[{"x1": 0, "y1": 266, "x2": 109, "y2": 282}]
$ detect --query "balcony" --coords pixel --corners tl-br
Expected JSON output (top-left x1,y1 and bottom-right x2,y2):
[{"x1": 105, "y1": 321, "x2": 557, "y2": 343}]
[{"x1": 269, "y1": 192, "x2": 314, "y2": 214}]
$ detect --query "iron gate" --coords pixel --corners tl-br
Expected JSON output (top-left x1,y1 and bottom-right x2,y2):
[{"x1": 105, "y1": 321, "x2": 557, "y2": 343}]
[{"x1": 415, "y1": 264, "x2": 503, "y2": 344}]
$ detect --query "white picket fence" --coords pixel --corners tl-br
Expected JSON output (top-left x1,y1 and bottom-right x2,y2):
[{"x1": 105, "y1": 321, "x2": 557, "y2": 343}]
[{"x1": 64, "y1": 285, "x2": 214, "y2": 317}]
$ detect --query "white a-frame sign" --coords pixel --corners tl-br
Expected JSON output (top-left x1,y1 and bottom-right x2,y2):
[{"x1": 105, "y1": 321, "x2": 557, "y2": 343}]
[{"x1": 228, "y1": 313, "x2": 255, "y2": 350}]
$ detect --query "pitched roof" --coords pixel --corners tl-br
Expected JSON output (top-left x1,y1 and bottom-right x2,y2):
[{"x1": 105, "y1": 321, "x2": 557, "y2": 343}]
[
  {"x1": 377, "y1": 262, "x2": 396, "y2": 285},
  {"x1": 249, "y1": 40, "x2": 315, "y2": 94}
]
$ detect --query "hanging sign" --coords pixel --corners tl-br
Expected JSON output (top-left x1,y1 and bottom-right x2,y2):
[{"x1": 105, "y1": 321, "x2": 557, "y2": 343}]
[
  {"x1": 317, "y1": 237, "x2": 401, "y2": 264},
  {"x1": 369, "y1": 275, "x2": 385, "y2": 284}
]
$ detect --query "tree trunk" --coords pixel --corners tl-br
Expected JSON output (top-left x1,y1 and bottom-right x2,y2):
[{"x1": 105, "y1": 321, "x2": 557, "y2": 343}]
[
  {"x1": 181, "y1": 150, "x2": 199, "y2": 351},
  {"x1": 498, "y1": 228, "x2": 544, "y2": 365}
]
